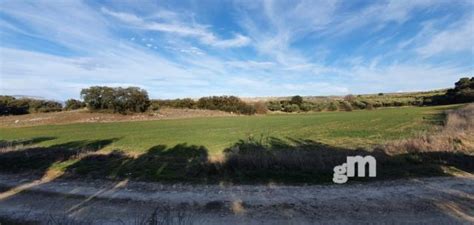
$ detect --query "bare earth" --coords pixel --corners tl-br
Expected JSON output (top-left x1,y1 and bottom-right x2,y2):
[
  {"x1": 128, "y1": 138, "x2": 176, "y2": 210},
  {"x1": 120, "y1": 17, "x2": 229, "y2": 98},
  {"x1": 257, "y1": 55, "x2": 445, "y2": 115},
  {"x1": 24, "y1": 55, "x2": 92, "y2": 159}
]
[
  {"x1": 0, "y1": 174, "x2": 472, "y2": 225},
  {"x1": 0, "y1": 108, "x2": 235, "y2": 128}
]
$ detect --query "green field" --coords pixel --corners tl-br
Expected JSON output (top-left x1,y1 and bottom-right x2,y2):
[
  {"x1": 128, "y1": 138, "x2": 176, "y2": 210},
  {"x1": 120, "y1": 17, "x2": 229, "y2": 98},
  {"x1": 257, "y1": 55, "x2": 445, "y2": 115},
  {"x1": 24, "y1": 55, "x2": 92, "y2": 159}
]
[{"x1": 0, "y1": 105, "x2": 454, "y2": 155}]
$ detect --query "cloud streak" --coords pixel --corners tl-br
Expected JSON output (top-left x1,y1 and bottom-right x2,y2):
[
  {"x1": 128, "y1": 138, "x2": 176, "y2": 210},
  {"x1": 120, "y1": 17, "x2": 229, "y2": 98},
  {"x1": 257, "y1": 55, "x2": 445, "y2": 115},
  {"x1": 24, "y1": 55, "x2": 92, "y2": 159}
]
[
  {"x1": 101, "y1": 8, "x2": 250, "y2": 48},
  {"x1": 0, "y1": 0, "x2": 472, "y2": 100}
]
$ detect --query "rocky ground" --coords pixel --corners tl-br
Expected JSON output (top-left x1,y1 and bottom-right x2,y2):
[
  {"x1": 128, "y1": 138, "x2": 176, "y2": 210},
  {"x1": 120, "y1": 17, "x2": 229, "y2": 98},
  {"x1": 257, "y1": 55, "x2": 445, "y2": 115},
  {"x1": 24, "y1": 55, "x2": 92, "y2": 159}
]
[{"x1": 0, "y1": 174, "x2": 472, "y2": 225}]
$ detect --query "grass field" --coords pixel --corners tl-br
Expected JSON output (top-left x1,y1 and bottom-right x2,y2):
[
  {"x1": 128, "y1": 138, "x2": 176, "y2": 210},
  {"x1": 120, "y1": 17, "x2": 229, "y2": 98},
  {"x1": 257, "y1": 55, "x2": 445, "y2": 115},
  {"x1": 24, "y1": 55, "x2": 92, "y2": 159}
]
[{"x1": 0, "y1": 105, "x2": 455, "y2": 155}]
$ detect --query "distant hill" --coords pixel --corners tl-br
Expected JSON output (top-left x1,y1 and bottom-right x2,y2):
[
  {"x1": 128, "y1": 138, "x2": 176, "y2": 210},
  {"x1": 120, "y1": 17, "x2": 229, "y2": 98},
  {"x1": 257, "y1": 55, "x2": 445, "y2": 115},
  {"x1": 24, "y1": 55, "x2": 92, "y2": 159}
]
[{"x1": 241, "y1": 89, "x2": 448, "y2": 103}]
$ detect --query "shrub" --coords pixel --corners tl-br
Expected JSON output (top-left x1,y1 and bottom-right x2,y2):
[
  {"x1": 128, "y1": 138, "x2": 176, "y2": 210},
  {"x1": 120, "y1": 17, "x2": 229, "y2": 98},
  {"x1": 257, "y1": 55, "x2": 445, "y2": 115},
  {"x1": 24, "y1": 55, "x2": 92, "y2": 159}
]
[
  {"x1": 365, "y1": 102, "x2": 374, "y2": 110},
  {"x1": 253, "y1": 101, "x2": 268, "y2": 114},
  {"x1": 0, "y1": 96, "x2": 62, "y2": 115},
  {"x1": 64, "y1": 99, "x2": 85, "y2": 110},
  {"x1": 340, "y1": 101, "x2": 353, "y2": 111},
  {"x1": 328, "y1": 102, "x2": 338, "y2": 111},
  {"x1": 0, "y1": 96, "x2": 28, "y2": 115},
  {"x1": 151, "y1": 98, "x2": 196, "y2": 109},
  {"x1": 197, "y1": 96, "x2": 256, "y2": 115},
  {"x1": 266, "y1": 101, "x2": 282, "y2": 111},
  {"x1": 372, "y1": 101, "x2": 383, "y2": 108},
  {"x1": 299, "y1": 103, "x2": 314, "y2": 112},
  {"x1": 312, "y1": 103, "x2": 324, "y2": 112},
  {"x1": 29, "y1": 100, "x2": 62, "y2": 113},
  {"x1": 283, "y1": 104, "x2": 300, "y2": 112},
  {"x1": 351, "y1": 100, "x2": 366, "y2": 109}
]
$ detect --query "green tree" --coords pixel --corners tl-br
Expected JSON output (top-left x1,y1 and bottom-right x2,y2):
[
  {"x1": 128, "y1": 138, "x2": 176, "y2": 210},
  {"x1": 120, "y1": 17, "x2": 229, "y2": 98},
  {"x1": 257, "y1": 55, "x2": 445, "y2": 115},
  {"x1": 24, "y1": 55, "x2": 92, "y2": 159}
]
[
  {"x1": 290, "y1": 95, "x2": 303, "y2": 106},
  {"x1": 64, "y1": 99, "x2": 85, "y2": 110}
]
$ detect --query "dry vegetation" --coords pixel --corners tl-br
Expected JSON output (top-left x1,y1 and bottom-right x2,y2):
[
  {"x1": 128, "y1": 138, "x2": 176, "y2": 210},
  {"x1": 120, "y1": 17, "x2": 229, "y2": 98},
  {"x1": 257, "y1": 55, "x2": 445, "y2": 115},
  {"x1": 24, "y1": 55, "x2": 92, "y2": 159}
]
[
  {"x1": 384, "y1": 104, "x2": 474, "y2": 154},
  {"x1": 212, "y1": 104, "x2": 473, "y2": 182},
  {"x1": 0, "y1": 108, "x2": 234, "y2": 128}
]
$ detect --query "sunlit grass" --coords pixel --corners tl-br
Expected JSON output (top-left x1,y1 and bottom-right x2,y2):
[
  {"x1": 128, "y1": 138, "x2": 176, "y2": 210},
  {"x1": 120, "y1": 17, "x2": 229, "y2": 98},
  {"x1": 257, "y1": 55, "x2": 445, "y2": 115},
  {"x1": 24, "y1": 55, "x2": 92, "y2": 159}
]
[{"x1": 0, "y1": 105, "x2": 457, "y2": 154}]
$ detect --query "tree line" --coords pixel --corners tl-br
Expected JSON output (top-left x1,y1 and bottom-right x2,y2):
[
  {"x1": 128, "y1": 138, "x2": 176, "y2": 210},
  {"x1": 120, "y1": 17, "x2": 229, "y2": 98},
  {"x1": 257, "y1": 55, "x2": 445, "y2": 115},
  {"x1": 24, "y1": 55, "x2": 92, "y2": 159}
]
[
  {"x1": 1, "y1": 77, "x2": 472, "y2": 116},
  {"x1": 0, "y1": 96, "x2": 63, "y2": 115}
]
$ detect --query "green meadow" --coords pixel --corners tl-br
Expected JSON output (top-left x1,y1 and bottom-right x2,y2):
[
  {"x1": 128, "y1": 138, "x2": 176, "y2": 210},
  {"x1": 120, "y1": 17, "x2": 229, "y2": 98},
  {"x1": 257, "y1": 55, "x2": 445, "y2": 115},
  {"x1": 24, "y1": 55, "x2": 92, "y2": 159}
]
[{"x1": 0, "y1": 105, "x2": 454, "y2": 154}]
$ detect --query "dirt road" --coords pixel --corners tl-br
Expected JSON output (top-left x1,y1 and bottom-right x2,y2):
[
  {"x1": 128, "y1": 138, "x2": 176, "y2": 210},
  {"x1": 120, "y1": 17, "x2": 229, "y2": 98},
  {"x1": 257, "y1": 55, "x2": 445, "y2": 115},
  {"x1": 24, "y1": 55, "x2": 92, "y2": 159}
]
[{"x1": 0, "y1": 174, "x2": 472, "y2": 224}]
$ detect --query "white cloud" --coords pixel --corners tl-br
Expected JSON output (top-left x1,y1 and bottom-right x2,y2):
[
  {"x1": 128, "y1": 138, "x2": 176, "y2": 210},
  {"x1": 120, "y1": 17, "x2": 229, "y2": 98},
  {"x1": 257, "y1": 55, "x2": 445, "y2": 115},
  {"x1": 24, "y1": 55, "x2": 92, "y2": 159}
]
[
  {"x1": 1, "y1": 0, "x2": 472, "y2": 100},
  {"x1": 102, "y1": 8, "x2": 250, "y2": 48},
  {"x1": 416, "y1": 16, "x2": 474, "y2": 57}
]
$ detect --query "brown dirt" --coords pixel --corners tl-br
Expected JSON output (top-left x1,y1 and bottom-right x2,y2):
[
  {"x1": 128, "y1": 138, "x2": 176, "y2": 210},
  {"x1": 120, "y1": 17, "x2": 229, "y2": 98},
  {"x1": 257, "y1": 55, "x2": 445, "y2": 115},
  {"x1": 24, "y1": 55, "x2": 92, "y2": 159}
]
[{"x1": 0, "y1": 108, "x2": 235, "y2": 128}]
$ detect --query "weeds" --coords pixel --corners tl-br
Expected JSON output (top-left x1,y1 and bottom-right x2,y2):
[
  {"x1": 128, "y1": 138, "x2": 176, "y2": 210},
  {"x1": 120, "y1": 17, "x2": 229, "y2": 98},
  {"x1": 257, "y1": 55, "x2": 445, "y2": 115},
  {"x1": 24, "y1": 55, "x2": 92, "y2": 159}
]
[{"x1": 384, "y1": 104, "x2": 473, "y2": 154}]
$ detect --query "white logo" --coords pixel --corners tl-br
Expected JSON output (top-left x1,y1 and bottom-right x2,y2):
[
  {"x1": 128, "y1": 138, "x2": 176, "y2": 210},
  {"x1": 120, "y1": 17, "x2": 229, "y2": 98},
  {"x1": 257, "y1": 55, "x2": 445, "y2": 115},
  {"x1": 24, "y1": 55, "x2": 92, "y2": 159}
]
[{"x1": 333, "y1": 156, "x2": 376, "y2": 184}]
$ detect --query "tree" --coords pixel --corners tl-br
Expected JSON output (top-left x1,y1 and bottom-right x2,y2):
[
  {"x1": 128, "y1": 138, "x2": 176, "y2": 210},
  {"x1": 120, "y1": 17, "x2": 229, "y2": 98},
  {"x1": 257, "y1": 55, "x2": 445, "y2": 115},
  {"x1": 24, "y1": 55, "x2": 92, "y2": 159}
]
[
  {"x1": 0, "y1": 96, "x2": 29, "y2": 115},
  {"x1": 81, "y1": 86, "x2": 150, "y2": 113},
  {"x1": 290, "y1": 95, "x2": 303, "y2": 106},
  {"x1": 428, "y1": 77, "x2": 474, "y2": 105},
  {"x1": 64, "y1": 99, "x2": 85, "y2": 110}
]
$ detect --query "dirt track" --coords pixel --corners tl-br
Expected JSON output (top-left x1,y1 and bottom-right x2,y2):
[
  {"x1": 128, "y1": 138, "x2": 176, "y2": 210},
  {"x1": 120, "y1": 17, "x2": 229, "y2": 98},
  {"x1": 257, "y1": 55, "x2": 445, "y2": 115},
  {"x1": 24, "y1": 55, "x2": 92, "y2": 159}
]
[{"x1": 0, "y1": 174, "x2": 473, "y2": 225}]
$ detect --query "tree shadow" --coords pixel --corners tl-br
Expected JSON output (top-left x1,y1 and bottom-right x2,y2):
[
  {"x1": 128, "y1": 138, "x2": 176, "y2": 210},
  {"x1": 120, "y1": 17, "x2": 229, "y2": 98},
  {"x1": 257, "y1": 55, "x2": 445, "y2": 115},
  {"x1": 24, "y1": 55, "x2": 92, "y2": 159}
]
[
  {"x1": 63, "y1": 143, "x2": 209, "y2": 182},
  {"x1": 0, "y1": 138, "x2": 120, "y2": 177},
  {"x1": 220, "y1": 137, "x2": 474, "y2": 183},
  {"x1": 0, "y1": 137, "x2": 472, "y2": 223},
  {"x1": 0, "y1": 136, "x2": 471, "y2": 185},
  {"x1": 0, "y1": 136, "x2": 56, "y2": 149}
]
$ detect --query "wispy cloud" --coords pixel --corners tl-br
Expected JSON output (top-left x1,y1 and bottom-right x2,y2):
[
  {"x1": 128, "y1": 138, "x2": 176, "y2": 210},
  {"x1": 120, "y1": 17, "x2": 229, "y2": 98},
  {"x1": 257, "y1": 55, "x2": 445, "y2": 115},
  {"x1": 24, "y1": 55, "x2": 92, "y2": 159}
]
[
  {"x1": 0, "y1": 0, "x2": 472, "y2": 100},
  {"x1": 416, "y1": 16, "x2": 474, "y2": 57},
  {"x1": 101, "y1": 8, "x2": 250, "y2": 48}
]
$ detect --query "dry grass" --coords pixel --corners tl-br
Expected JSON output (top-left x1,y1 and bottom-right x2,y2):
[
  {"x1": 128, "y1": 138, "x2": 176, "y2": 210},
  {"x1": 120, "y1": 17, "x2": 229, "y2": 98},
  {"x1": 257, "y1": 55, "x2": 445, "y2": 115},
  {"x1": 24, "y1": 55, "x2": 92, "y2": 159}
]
[
  {"x1": 0, "y1": 108, "x2": 234, "y2": 128},
  {"x1": 384, "y1": 104, "x2": 474, "y2": 154}
]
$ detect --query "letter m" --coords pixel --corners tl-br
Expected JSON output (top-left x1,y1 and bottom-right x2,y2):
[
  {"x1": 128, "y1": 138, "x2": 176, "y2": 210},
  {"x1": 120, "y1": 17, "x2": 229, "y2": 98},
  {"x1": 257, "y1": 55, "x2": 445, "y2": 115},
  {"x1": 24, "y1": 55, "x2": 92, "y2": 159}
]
[{"x1": 346, "y1": 156, "x2": 376, "y2": 177}]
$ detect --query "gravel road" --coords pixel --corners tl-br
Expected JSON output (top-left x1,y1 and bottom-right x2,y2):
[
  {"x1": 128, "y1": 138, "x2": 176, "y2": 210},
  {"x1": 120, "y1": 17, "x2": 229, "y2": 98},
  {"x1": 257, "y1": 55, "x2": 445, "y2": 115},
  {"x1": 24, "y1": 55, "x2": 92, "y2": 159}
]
[{"x1": 0, "y1": 174, "x2": 472, "y2": 225}]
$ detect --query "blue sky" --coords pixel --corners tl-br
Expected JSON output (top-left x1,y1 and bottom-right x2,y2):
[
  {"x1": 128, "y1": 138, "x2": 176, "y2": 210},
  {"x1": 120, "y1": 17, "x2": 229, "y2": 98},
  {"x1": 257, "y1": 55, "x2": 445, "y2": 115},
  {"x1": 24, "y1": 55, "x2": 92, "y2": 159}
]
[{"x1": 0, "y1": 0, "x2": 473, "y2": 100}]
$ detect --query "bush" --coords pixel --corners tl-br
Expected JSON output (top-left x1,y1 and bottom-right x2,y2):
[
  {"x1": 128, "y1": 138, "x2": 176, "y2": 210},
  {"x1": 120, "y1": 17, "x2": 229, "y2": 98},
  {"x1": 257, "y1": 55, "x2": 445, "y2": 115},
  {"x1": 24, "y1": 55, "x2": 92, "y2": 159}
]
[
  {"x1": 363, "y1": 101, "x2": 374, "y2": 110},
  {"x1": 0, "y1": 96, "x2": 62, "y2": 115},
  {"x1": 312, "y1": 103, "x2": 324, "y2": 112},
  {"x1": 29, "y1": 100, "x2": 62, "y2": 113},
  {"x1": 152, "y1": 98, "x2": 196, "y2": 109},
  {"x1": 81, "y1": 86, "x2": 150, "y2": 114},
  {"x1": 64, "y1": 99, "x2": 85, "y2": 110},
  {"x1": 340, "y1": 101, "x2": 353, "y2": 111},
  {"x1": 283, "y1": 104, "x2": 300, "y2": 112},
  {"x1": 328, "y1": 102, "x2": 338, "y2": 111},
  {"x1": 300, "y1": 103, "x2": 314, "y2": 112},
  {"x1": 351, "y1": 100, "x2": 366, "y2": 109},
  {"x1": 266, "y1": 101, "x2": 282, "y2": 111},
  {"x1": 197, "y1": 96, "x2": 256, "y2": 115},
  {"x1": 0, "y1": 96, "x2": 28, "y2": 115},
  {"x1": 253, "y1": 101, "x2": 268, "y2": 114}
]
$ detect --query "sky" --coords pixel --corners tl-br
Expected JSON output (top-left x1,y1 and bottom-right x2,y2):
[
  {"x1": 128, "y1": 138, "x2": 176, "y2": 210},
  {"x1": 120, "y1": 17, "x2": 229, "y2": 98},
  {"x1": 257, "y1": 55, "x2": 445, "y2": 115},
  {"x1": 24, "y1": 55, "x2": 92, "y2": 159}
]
[{"x1": 0, "y1": 0, "x2": 473, "y2": 100}]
